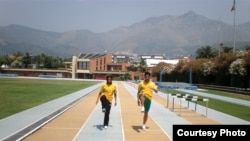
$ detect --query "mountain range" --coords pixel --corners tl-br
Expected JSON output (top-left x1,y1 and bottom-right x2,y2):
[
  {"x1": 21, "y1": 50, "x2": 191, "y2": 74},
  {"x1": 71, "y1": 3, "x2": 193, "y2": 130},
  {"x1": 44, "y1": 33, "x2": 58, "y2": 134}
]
[{"x1": 0, "y1": 11, "x2": 249, "y2": 58}]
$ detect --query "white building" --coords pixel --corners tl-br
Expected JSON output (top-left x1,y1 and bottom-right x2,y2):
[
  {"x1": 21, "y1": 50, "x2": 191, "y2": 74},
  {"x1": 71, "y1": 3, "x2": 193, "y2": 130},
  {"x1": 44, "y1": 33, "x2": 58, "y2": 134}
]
[{"x1": 145, "y1": 59, "x2": 179, "y2": 67}]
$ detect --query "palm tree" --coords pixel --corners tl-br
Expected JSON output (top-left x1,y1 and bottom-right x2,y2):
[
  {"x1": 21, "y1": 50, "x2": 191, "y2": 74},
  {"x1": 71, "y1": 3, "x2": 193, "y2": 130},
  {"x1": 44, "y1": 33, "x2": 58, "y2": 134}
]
[
  {"x1": 22, "y1": 52, "x2": 32, "y2": 68},
  {"x1": 9, "y1": 52, "x2": 23, "y2": 68},
  {"x1": 221, "y1": 46, "x2": 233, "y2": 53},
  {"x1": 196, "y1": 45, "x2": 218, "y2": 59}
]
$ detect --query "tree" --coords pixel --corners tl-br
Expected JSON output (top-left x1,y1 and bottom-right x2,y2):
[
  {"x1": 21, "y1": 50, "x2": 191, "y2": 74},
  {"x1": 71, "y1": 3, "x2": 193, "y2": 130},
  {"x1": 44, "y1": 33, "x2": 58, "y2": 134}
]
[
  {"x1": 221, "y1": 46, "x2": 233, "y2": 53},
  {"x1": 196, "y1": 45, "x2": 218, "y2": 59},
  {"x1": 43, "y1": 55, "x2": 53, "y2": 68},
  {"x1": 213, "y1": 53, "x2": 237, "y2": 86},
  {"x1": 123, "y1": 72, "x2": 131, "y2": 80},
  {"x1": 202, "y1": 60, "x2": 215, "y2": 76},
  {"x1": 22, "y1": 52, "x2": 32, "y2": 68},
  {"x1": 229, "y1": 59, "x2": 246, "y2": 76},
  {"x1": 151, "y1": 62, "x2": 169, "y2": 81},
  {"x1": 9, "y1": 52, "x2": 23, "y2": 68},
  {"x1": 127, "y1": 63, "x2": 138, "y2": 72},
  {"x1": 0, "y1": 55, "x2": 11, "y2": 66},
  {"x1": 242, "y1": 50, "x2": 250, "y2": 88},
  {"x1": 139, "y1": 59, "x2": 146, "y2": 73},
  {"x1": 243, "y1": 45, "x2": 250, "y2": 51}
]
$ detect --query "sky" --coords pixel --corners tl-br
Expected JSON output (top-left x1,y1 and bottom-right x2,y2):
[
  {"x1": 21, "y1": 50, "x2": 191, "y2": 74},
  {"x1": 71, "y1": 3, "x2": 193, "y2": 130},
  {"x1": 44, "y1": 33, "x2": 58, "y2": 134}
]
[{"x1": 0, "y1": 0, "x2": 249, "y2": 33}]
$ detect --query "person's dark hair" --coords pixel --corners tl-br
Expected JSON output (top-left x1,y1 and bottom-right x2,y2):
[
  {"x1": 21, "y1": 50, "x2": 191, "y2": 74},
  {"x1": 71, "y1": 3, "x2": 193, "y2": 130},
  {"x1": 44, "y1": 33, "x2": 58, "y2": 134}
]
[
  {"x1": 106, "y1": 75, "x2": 112, "y2": 84},
  {"x1": 106, "y1": 75, "x2": 113, "y2": 80},
  {"x1": 144, "y1": 71, "x2": 151, "y2": 76}
]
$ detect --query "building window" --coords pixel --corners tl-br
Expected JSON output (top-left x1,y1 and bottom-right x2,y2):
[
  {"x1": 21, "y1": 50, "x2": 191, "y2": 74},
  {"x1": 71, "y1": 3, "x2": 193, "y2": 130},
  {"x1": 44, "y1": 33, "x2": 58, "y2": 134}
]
[
  {"x1": 107, "y1": 65, "x2": 121, "y2": 71},
  {"x1": 78, "y1": 62, "x2": 89, "y2": 70}
]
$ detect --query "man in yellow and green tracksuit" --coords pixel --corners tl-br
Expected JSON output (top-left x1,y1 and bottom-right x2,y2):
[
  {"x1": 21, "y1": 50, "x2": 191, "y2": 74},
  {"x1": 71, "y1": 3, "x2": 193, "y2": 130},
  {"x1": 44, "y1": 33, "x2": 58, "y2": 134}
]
[
  {"x1": 137, "y1": 71, "x2": 158, "y2": 130},
  {"x1": 96, "y1": 75, "x2": 117, "y2": 129}
]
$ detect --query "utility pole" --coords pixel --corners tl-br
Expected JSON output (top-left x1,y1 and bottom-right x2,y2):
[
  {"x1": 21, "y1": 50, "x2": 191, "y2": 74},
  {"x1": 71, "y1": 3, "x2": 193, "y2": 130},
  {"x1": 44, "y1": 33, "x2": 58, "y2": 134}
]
[
  {"x1": 231, "y1": 0, "x2": 236, "y2": 53},
  {"x1": 217, "y1": 18, "x2": 222, "y2": 56}
]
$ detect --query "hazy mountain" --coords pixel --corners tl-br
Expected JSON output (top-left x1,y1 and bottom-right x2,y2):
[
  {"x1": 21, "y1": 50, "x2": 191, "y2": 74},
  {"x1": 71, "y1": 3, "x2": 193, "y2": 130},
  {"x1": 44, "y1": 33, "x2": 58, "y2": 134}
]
[{"x1": 0, "y1": 11, "x2": 249, "y2": 58}]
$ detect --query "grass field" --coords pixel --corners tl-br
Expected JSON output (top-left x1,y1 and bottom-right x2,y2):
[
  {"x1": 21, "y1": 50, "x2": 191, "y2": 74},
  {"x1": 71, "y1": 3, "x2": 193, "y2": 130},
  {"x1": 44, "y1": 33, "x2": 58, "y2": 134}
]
[
  {"x1": 165, "y1": 89, "x2": 250, "y2": 121},
  {"x1": 0, "y1": 78, "x2": 100, "y2": 119}
]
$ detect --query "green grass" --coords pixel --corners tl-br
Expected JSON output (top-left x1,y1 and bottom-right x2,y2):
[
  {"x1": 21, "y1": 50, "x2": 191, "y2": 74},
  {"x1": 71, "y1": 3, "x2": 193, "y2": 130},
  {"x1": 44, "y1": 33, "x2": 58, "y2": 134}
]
[
  {"x1": 164, "y1": 89, "x2": 250, "y2": 121},
  {"x1": 0, "y1": 78, "x2": 100, "y2": 119}
]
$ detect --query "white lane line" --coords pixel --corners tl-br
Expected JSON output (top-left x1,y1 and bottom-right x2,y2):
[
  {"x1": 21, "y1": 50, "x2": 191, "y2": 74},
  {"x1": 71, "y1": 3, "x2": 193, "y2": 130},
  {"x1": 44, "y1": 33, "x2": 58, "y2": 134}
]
[
  {"x1": 116, "y1": 83, "x2": 125, "y2": 141},
  {"x1": 72, "y1": 102, "x2": 99, "y2": 141}
]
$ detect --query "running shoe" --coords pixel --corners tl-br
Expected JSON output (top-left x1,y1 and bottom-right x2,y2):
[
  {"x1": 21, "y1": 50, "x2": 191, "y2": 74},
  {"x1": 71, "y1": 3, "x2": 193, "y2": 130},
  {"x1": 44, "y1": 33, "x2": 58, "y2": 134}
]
[
  {"x1": 142, "y1": 125, "x2": 146, "y2": 130},
  {"x1": 102, "y1": 108, "x2": 106, "y2": 113},
  {"x1": 141, "y1": 106, "x2": 145, "y2": 112}
]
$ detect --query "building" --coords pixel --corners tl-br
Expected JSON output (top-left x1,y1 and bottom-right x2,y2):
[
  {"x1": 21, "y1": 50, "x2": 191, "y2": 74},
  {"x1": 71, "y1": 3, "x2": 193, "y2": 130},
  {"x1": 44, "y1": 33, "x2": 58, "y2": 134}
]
[
  {"x1": 68, "y1": 53, "x2": 130, "y2": 80},
  {"x1": 145, "y1": 59, "x2": 179, "y2": 68}
]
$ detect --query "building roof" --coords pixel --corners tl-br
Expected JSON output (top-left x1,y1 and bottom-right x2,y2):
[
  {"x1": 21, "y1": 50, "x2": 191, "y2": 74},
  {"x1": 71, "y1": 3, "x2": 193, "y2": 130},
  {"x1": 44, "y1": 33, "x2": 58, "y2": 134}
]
[{"x1": 78, "y1": 53, "x2": 106, "y2": 59}]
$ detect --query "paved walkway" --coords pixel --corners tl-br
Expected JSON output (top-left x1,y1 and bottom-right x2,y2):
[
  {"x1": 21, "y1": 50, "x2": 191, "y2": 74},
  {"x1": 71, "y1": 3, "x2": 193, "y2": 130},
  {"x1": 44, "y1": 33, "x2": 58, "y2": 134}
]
[{"x1": 0, "y1": 81, "x2": 249, "y2": 141}]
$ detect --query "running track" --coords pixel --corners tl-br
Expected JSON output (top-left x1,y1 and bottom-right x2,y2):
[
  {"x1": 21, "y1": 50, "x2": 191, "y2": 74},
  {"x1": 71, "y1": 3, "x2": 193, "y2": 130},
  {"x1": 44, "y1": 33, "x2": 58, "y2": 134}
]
[{"x1": 0, "y1": 81, "x2": 249, "y2": 141}]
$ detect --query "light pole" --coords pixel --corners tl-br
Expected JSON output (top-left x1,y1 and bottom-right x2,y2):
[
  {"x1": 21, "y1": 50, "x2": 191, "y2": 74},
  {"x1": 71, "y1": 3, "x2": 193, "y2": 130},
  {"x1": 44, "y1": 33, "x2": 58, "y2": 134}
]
[
  {"x1": 217, "y1": 18, "x2": 222, "y2": 56},
  {"x1": 189, "y1": 66, "x2": 192, "y2": 85},
  {"x1": 159, "y1": 53, "x2": 163, "y2": 82},
  {"x1": 159, "y1": 68, "x2": 163, "y2": 82}
]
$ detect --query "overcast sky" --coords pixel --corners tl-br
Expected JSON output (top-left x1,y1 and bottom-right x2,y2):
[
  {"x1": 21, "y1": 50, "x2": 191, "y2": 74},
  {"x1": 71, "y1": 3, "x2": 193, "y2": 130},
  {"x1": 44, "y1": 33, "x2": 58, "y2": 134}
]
[{"x1": 0, "y1": 0, "x2": 249, "y2": 33}]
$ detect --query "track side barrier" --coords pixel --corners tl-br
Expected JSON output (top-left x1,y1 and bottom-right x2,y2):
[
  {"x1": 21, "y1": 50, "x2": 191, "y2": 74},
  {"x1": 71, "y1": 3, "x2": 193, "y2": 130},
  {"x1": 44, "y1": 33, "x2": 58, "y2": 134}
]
[
  {"x1": 179, "y1": 98, "x2": 209, "y2": 117},
  {"x1": 166, "y1": 94, "x2": 190, "y2": 111},
  {"x1": 167, "y1": 93, "x2": 209, "y2": 117}
]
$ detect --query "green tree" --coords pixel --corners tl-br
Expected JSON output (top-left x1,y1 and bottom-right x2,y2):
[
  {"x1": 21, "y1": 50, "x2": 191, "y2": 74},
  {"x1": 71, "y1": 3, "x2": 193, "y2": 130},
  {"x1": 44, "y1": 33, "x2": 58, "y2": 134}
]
[
  {"x1": 22, "y1": 52, "x2": 32, "y2": 68},
  {"x1": 127, "y1": 63, "x2": 138, "y2": 72},
  {"x1": 243, "y1": 45, "x2": 250, "y2": 51},
  {"x1": 43, "y1": 55, "x2": 52, "y2": 68},
  {"x1": 221, "y1": 46, "x2": 233, "y2": 53},
  {"x1": 33, "y1": 54, "x2": 42, "y2": 68},
  {"x1": 0, "y1": 55, "x2": 8, "y2": 66},
  {"x1": 123, "y1": 72, "x2": 131, "y2": 80},
  {"x1": 196, "y1": 45, "x2": 218, "y2": 59},
  {"x1": 242, "y1": 51, "x2": 250, "y2": 88},
  {"x1": 213, "y1": 53, "x2": 237, "y2": 86},
  {"x1": 139, "y1": 59, "x2": 146, "y2": 73},
  {"x1": 10, "y1": 52, "x2": 23, "y2": 68}
]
